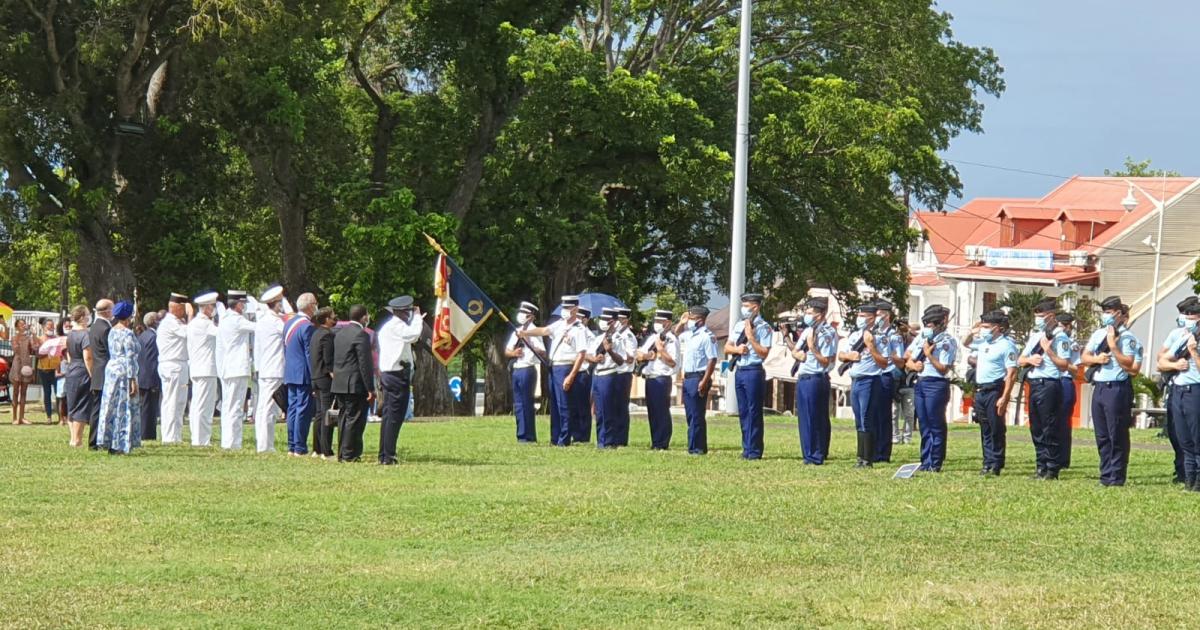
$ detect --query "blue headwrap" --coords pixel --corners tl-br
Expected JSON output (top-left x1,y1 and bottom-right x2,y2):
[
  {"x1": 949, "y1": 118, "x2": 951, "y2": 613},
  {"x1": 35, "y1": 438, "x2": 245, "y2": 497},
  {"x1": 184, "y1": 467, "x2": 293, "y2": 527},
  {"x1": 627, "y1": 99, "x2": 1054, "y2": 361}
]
[{"x1": 113, "y1": 301, "x2": 134, "y2": 321}]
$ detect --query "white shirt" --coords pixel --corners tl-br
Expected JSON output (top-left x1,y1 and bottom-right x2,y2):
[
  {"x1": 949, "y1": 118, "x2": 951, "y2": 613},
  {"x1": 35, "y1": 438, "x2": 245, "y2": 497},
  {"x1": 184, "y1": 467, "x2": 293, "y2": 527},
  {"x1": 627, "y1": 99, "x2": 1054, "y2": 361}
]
[
  {"x1": 639, "y1": 332, "x2": 681, "y2": 378},
  {"x1": 377, "y1": 313, "x2": 423, "y2": 372},
  {"x1": 548, "y1": 319, "x2": 588, "y2": 364},
  {"x1": 506, "y1": 326, "x2": 546, "y2": 369},
  {"x1": 216, "y1": 309, "x2": 257, "y2": 379},
  {"x1": 253, "y1": 309, "x2": 285, "y2": 379},
  {"x1": 156, "y1": 312, "x2": 188, "y2": 363},
  {"x1": 187, "y1": 313, "x2": 218, "y2": 378},
  {"x1": 615, "y1": 328, "x2": 638, "y2": 374}
]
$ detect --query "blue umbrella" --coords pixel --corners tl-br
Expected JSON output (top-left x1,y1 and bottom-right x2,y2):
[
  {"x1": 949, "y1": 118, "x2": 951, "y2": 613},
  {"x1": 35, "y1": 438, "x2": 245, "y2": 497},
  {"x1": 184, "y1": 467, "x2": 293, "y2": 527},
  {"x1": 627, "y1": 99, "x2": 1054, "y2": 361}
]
[{"x1": 550, "y1": 292, "x2": 627, "y2": 320}]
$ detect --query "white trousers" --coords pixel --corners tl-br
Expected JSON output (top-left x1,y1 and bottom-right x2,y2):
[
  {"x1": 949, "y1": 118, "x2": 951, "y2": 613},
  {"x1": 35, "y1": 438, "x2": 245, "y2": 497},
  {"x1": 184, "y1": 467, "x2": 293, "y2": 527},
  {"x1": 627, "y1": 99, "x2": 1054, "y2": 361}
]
[
  {"x1": 158, "y1": 361, "x2": 189, "y2": 444},
  {"x1": 189, "y1": 376, "x2": 218, "y2": 446},
  {"x1": 255, "y1": 376, "x2": 282, "y2": 453},
  {"x1": 220, "y1": 376, "x2": 250, "y2": 450}
]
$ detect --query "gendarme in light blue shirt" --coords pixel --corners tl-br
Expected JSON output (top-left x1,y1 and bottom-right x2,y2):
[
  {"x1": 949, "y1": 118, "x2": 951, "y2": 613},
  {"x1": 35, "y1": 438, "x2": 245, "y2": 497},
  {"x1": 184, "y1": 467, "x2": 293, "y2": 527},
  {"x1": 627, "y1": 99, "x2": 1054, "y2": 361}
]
[
  {"x1": 679, "y1": 325, "x2": 719, "y2": 374},
  {"x1": 732, "y1": 317, "x2": 773, "y2": 368},
  {"x1": 877, "y1": 324, "x2": 904, "y2": 375},
  {"x1": 906, "y1": 331, "x2": 956, "y2": 379},
  {"x1": 1021, "y1": 328, "x2": 1071, "y2": 380},
  {"x1": 1163, "y1": 327, "x2": 1200, "y2": 386},
  {"x1": 797, "y1": 322, "x2": 837, "y2": 375},
  {"x1": 973, "y1": 335, "x2": 1018, "y2": 385},
  {"x1": 1085, "y1": 325, "x2": 1143, "y2": 383},
  {"x1": 846, "y1": 327, "x2": 890, "y2": 378}
]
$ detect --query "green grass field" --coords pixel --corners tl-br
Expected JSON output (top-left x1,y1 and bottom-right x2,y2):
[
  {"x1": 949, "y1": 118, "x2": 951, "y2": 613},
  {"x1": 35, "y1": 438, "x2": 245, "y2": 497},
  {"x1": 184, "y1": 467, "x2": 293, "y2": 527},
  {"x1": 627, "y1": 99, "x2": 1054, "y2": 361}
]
[{"x1": 1, "y1": 412, "x2": 1194, "y2": 628}]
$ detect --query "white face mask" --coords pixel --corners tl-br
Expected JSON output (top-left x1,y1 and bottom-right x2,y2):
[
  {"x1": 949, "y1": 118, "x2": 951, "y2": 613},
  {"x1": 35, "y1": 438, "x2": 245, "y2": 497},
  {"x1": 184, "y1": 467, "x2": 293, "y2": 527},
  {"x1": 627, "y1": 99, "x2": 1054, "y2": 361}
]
[
  {"x1": 653, "y1": 322, "x2": 665, "y2": 334},
  {"x1": 686, "y1": 320, "x2": 698, "y2": 331},
  {"x1": 516, "y1": 312, "x2": 530, "y2": 325},
  {"x1": 740, "y1": 306, "x2": 753, "y2": 319}
]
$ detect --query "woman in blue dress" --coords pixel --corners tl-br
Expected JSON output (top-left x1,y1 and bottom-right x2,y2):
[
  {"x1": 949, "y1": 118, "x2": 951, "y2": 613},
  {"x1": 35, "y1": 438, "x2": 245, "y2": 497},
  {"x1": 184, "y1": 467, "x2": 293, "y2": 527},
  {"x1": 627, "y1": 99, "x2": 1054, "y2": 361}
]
[{"x1": 96, "y1": 301, "x2": 142, "y2": 454}]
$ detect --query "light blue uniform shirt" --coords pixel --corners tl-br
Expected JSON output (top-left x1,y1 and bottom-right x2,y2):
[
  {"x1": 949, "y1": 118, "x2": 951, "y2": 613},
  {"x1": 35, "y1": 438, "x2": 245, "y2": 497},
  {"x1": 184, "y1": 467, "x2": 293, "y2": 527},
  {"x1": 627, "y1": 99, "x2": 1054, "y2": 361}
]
[
  {"x1": 877, "y1": 325, "x2": 904, "y2": 375},
  {"x1": 1085, "y1": 326, "x2": 1143, "y2": 383},
  {"x1": 906, "y1": 331, "x2": 956, "y2": 378},
  {"x1": 973, "y1": 336, "x2": 1018, "y2": 385},
  {"x1": 1021, "y1": 328, "x2": 1071, "y2": 379},
  {"x1": 797, "y1": 322, "x2": 838, "y2": 375},
  {"x1": 678, "y1": 326, "x2": 719, "y2": 374},
  {"x1": 1163, "y1": 327, "x2": 1200, "y2": 386},
  {"x1": 732, "y1": 317, "x2": 773, "y2": 368},
  {"x1": 846, "y1": 327, "x2": 890, "y2": 378}
]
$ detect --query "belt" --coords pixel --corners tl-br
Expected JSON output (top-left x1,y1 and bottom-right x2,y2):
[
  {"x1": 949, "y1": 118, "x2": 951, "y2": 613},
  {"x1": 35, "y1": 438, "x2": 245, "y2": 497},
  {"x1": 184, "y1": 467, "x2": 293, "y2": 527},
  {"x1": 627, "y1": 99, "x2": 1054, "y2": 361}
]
[
  {"x1": 684, "y1": 371, "x2": 706, "y2": 378},
  {"x1": 1028, "y1": 377, "x2": 1057, "y2": 384},
  {"x1": 512, "y1": 365, "x2": 536, "y2": 371},
  {"x1": 552, "y1": 361, "x2": 575, "y2": 366},
  {"x1": 595, "y1": 369, "x2": 618, "y2": 376},
  {"x1": 1094, "y1": 379, "x2": 1131, "y2": 387},
  {"x1": 851, "y1": 374, "x2": 881, "y2": 381},
  {"x1": 976, "y1": 381, "x2": 1003, "y2": 392},
  {"x1": 797, "y1": 373, "x2": 827, "y2": 381},
  {"x1": 736, "y1": 364, "x2": 764, "y2": 371},
  {"x1": 918, "y1": 376, "x2": 947, "y2": 382}
]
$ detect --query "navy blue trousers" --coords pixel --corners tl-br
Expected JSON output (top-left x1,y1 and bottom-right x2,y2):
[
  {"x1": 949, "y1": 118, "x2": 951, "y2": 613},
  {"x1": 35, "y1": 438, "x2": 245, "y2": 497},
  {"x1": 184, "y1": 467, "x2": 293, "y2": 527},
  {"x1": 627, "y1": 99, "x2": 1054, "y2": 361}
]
[
  {"x1": 1028, "y1": 378, "x2": 1062, "y2": 473},
  {"x1": 572, "y1": 370, "x2": 592, "y2": 443},
  {"x1": 1167, "y1": 394, "x2": 1184, "y2": 480},
  {"x1": 875, "y1": 372, "x2": 897, "y2": 462},
  {"x1": 549, "y1": 365, "x2": 573, "y2": 446},
  {"x1": 1092, "y1": 380, "x2": 1132, "y2": 485},
  {"x1": 512, "y1": 366, "x2": 537, "y2": 442},
  {"x1": 1058, "y1": 376, "x2": 1075, "y2": 469},
  {"x1": 850, "y1": 375, "x2": 883, "y2": 434},
  {"x1": 1170, "y1": 384, "x2": 1200, "y2": 479},
  {"x1": 644, "y1": 376, "x2": 673, "y2": 449},
  {"x1": 682, "y1": 374, "x2": 708, "y2": 454},
  {"x1": 593, "y1": 373, "x2": 620, "y2": 447},
  {"x1": 286, "y1": 383, "x2": 314, "y2": 455},
  {"x1": 735, "y1": 366, "x2": 765, "y2": 459},
  {"x1": 795, "y1": 373, "x2": 830, "y2": 464},
  {"x1": 973, "y1": 385, "x2": 1006, "y2": 471},
  {"x1": 914, "y1": 377, "x2": 949, "y2": 470},
  {"x1": 612, "y1": 372, "x2": 632, "y2": 446}
]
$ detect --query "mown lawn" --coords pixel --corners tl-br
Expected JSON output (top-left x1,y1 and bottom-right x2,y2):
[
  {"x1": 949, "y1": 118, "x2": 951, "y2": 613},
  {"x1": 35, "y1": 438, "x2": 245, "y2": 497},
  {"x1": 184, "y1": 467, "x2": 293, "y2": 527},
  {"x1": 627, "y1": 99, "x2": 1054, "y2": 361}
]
[{"x1": 0, "y1": 412, "x2": 1192, "y2": 628}]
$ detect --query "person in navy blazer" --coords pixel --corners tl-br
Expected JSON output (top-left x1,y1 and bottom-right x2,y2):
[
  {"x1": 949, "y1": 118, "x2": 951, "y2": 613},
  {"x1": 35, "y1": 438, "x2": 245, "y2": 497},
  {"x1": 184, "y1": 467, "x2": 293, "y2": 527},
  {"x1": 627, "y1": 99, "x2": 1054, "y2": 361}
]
[
  {"x1": 136, "y1": 312, "x2": 161, "y2": 441},
  {"x1": 282, "y1": 293, "x2": 318, "y2": 456}
]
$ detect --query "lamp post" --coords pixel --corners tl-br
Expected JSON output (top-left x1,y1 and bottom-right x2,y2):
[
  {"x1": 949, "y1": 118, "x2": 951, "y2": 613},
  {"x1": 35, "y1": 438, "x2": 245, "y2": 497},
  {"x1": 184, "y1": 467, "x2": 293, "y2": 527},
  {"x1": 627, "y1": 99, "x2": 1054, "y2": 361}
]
[
  {"x1": 724, "y1": 0, "x2": 753, "y2": 414},
  {"x1": 1124, "y1": 180, "x2": 1166, "y2": 376}
]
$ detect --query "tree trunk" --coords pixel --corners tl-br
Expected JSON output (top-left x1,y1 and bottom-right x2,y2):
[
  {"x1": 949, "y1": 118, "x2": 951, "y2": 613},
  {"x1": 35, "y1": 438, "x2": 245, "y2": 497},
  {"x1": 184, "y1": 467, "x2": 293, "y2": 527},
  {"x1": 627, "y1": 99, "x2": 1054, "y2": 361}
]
[
  {"x1": 246, "y1": 143, "x2": 313, "y2": 295},
  {"x1": 483, "y1": 328, "x2": 513, "y2": 415},
  {"x1": 452, "y1": 356, "x2": 476, "y2": 416},
  {"x1": 413, "y1": 322, "x2": 454, "y2": 416},
  {"x1": 76, "y1": 213, "x2": 136, "y2": 302}
]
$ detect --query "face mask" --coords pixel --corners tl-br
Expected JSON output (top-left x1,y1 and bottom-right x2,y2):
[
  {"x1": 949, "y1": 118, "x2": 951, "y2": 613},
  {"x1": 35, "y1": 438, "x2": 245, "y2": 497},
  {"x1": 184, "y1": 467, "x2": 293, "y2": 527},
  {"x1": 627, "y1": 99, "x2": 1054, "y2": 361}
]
[
  {"x1": 1187, "y1": 320, "x2": 1199, "y2": 332},
  {"x1": 979, "y1": 329, "x2": 994, "y2": 343},
  {"x1": 1033, "y1": 319, "x2": 1045, "y2": 332},
  {"x1": 685, "y1": 320, "x2": 697, "y2": 331},
  {"x1": 921, "y1": 328, "x2": 934, "y2": 340},
  {"x1": 1100, "y1": 313, "x2": 1115, "y2": 327},
  {"x1": 516, "y1": 313, "x2": 530, "y2": 325},
  {"x1": 802, "y1": 314, "x2": 815, "y2": 326},
  {"x1": 740, "y1": 306, "x2": 753, "y2": 319},
  {"x1": 653, "y1": 322, "x2": 665, "y2": 334},
  {"x1": 855, "y1": 316, "x2": 868, "y2": 330},
  {"x1": 1179, "y1": 315, "x2": 1188, "y2": 328}
]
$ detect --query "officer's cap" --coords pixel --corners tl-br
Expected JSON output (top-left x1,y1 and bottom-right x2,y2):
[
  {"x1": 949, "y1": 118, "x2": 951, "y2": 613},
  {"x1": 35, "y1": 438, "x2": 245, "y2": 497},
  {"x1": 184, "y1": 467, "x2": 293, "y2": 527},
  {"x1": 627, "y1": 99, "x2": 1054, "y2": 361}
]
[
  {"x1": 1184, "y1": 303, "x2": 1200, "y2": 317},
  {"x1": 1033, "y1": 299, "x2": 1057, "y2": 314},
  {"x1": 387, "y1": 295, "x2": 414, "y2": 311},
  {"x1": 1177, "y1": 296, "x2": 1199, "y2": 312},
  {"x1": 921, "y1": 311, "x2": 945, "y2": 325},
  {"x1": 518, "y1": 301, "x2": 539, "y2": 315},
  {"x1": 169, "y1": 293, "x2": 189, "y2": 304},
  {"x1": 600, "y1": 307, "x2": 616, "y2": 320},
  {"x1": 654, "y1": 309, "x2": 673, "y2": 321},
  {"x1": 616, "y1": 308, "x2": 632, "y2": 318},
  {"x1": 1099, "y1": 295, "x2": 1123, "y2": 311},
  {"x1": 1055, "y1": 313, "x2": 1075, "y2": 324},
  {"x1": 981, "y1": 310, "x2": 1008, "y2": 326},
  {"x1": 688, "y1": 305, "x2": 710, "y2": 317},
  {"x1": 805, "y1": 297, "x2": 828, "y2": 312},
  {"x1": 576, "y1": 306, "x2": 591, "y2": 318},
  {"x1": 857, "y1": 303, "x2": 878, "y2": 314},
  {"x1": 194, "y1": 291, "x2": 219, "y2": 306},
  {"x1": 227, "y1": 290, "x2": 247, "y2": 301},
  {"x1": 874, "y1": 299, "x2": 894, "y2": 312},
  {"x1": 740, "y1": 292, "x2": 764, "y2": 304},
  {"x1": 561, "y1": 295, "x2": 580, "y2": 307},
  {"x1": 260, "y1": 285, "x2": 284, "y2": 304}
]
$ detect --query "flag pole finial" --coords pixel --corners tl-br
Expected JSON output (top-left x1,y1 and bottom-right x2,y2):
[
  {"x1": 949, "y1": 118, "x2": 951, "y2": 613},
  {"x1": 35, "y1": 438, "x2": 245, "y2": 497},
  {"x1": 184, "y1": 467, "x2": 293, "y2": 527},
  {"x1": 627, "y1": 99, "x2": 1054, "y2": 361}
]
[{"x1": 422, "y1": 232, "x2": 447, "y2": 256}]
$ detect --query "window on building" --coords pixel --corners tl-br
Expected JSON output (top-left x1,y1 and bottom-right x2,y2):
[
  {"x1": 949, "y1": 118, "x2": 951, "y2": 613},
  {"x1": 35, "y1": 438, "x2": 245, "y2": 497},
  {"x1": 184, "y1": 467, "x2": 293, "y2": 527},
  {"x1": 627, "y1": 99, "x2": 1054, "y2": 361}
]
[{"x1": 983, "y1": 291, "x2": 997, "y2": 314}]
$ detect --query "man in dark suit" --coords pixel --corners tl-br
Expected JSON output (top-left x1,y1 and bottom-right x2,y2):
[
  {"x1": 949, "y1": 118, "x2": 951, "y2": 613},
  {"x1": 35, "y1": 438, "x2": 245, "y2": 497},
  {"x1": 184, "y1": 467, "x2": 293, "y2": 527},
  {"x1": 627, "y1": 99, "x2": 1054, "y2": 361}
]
[
  {"x1": 309, "y1": 307, "x2": 337, "y2": 458},
  {"x1": 332, "y1": 304, "x2": 375, "y2": 462},
  {"x1": 137, "y1": 312, "x2": 161, "y2": 441},
  {"x1": 87, "y1": 299, "x2": 113, "y2": 450}
]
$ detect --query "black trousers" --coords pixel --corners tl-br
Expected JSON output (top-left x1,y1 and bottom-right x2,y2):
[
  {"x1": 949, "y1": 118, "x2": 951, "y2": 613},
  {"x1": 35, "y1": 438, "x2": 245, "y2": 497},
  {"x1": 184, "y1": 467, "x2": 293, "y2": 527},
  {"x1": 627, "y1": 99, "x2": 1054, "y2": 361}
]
[
  {"x1": 140, "y1": 388, "x2": 161, "y2": 441},
  {"x1": 336, "y1": 392, "x2": 368, "y2": 462},
  {"x1": 1028, "y1": 379, "x2": 1062, "y2": 472},
  {"x1": 87, "y1": 389, "x2": 103, "y2": 449},
  {"x1": 379, "y1": 369, "x2": 411, "y2": 463},
  {"x1": 311, "y1": 387, "x2": 334, "y2": 456}
]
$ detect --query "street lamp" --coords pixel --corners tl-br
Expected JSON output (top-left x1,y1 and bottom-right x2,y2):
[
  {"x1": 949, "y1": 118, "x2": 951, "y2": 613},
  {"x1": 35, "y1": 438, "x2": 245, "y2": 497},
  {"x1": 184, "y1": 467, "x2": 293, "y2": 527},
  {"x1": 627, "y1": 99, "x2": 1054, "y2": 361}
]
[
  {"x1": 1141, "y1": 177, "x2": 1167, "y2": 376},
  {"x1": 724, "y1": 0, "x2": 753, "y2": 414}
]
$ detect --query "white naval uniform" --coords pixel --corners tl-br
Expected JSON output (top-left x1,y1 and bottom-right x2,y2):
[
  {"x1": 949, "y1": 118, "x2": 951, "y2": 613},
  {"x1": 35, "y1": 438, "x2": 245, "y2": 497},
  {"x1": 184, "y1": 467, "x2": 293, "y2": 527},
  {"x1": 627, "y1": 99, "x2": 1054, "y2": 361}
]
[
  {"x1": 253, "y1": 309, "x2": 285, "y2": 452},
  {"x1": 216, "y1": 309, "x2": 257, "y2": 449},
  {"x1": 187, "y1": 313, "x2": 219, "y2": 446},
  {"x1": 156, "y1": 312, "x2": 189, "y2": 443}
]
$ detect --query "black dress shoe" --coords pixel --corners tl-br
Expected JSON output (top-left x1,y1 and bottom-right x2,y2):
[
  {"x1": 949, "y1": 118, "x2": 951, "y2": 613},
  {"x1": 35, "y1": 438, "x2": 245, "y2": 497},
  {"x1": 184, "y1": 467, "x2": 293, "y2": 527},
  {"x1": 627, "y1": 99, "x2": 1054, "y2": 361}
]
[
  {"x1": 379, "y1": 459, "x2": 398, "y2": 466},
  {"x1": 1042, "y1": 470, "x2": 1059, "y2": 480},
  {"x1": 980, "y1": 467, "x2": 993, "y2": 476}
]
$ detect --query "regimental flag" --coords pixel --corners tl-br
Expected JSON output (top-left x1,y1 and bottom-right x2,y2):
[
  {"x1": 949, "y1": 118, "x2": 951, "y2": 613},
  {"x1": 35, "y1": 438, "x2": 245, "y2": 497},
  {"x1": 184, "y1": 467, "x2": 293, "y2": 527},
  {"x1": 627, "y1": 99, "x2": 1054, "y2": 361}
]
[{"x1": 430, "y1": 248, "x2": 501, "y2": 366}]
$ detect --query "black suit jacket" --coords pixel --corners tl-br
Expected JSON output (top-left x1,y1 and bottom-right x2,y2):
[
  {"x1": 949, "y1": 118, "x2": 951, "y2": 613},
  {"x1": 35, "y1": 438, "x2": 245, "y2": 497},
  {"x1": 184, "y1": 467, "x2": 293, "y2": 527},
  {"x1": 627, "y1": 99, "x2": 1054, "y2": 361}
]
[
  {"x1": 310, "y1": 326, "x2": 335, "y2": 392},
  {"x1": 136, "y1": 328, "x2": 160, "y2": 390},
  {"x1": 331, "y1": 323, "x2": 373, "y2": 395},
  {"x1": 89, "y1": 318, "x2": 112, "y2": 391}
]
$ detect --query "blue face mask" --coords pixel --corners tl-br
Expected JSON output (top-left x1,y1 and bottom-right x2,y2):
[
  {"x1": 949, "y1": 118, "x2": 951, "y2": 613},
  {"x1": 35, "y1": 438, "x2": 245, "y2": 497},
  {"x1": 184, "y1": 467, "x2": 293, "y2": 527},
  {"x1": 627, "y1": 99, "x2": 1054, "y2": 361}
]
[
  {"x1": 855, "y1": 316, "x2": 868, "y2": 330},
  {"x1": 802, "y1": 314, "x2": 815, "y2": 326},
  {"x1": 921, "y1": 328, "x2": 934, "y2": 340},
  {"x1": 1179, "y1": 315, "x2": 1188, "y2": 328},
  {"x1": 740, "y1": 307, "x2": 753, "y2": 320},
  {"x1": 1100, "y1": 313, "x2": 1116, "y2": 327},
  {"x1": 1187, "y1": 319, "x2": 1199, "y2": 332},
  {"x1": 979, "y1": 329, "x2": 994, "y2": 343},
  {"x1": 1033, "y1": 319, "x2": 1045, "y2": 332}
]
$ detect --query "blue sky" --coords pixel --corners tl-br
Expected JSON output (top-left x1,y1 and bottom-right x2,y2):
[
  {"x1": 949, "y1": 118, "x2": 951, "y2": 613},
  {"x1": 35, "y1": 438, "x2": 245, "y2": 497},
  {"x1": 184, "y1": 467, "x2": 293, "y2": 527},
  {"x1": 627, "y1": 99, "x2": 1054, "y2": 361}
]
[{"x1": 937, "y1": 0, "x2": 1200, "y2": 203}]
